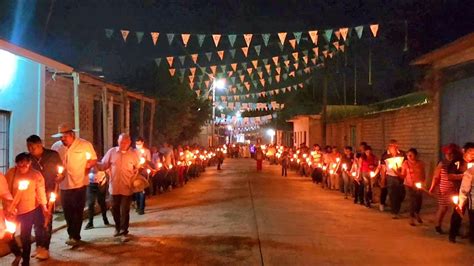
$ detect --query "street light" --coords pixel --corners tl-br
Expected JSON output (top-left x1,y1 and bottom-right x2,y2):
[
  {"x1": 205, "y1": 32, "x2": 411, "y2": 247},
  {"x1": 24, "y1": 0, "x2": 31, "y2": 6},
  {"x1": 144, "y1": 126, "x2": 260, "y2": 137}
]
[
  {"x1": 267, "y1": 128, "x2": 276, "y2": 144},
  {"x1": 209, "y1": 78, "x2": 226, "y2": 147}
]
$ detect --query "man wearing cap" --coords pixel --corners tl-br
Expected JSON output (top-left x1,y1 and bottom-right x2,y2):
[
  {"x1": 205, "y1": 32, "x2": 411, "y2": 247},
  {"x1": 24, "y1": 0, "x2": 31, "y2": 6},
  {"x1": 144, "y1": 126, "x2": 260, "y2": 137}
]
[
  {"x1": 97, "y1": 133, "x2": 140, "y2": 236},
  {"x1": 51, "y1": 123, "x2": 97, "y2": 246}
]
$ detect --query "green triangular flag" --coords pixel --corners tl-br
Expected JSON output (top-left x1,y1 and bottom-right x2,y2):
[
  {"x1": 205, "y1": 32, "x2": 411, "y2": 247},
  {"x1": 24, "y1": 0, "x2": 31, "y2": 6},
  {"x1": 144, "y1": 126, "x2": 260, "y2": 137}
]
[
  {"x1": 231, "y1": 77, "x2": 236, "y2": 84},
  {"x1": 105, "y1": 29, "x2": 114, "y2": 39},
  {"x1": 220, "y1": 65, "x2": 227, "y2": 73},
  {"x1": 297, "y1": 69, "x2": 303, "y2": 76},
  {"x1": 241, "y1": 62, "x2": 248, "y2": 69},
  {"x1": 179, "y1": 55, "x2": 186, "y2": 66},
  {"x1": 229, "y1": 49, "x2": 236, "y2": 59},
  {"x1": 302, "y1": 50, "x2": 309, "y2": 56},
  {"x1": 294, "y1": 32, "x2": 302, "y2": 44},
  {"x1": 200, "y1": 67, "x2": 206, "y2": 74},
  {"x1": 282, "y1": 54, "x2": 289, "y2": 61},
  {"x1": 323, "y1": 29, "x2": 333, "y2": 42},
  {"x1": 252, "y1": 80, "x2": 258, "y2": 88},
  {"x1": 154, "y1": 58, "x2": 162, "y2": 67},
  {"x1": 282, "y1": 73, "x2": 288, "y2": 80},
  {"x1": 178, "y1": 68, "x2": 185, "y2": 77},
  {"x1": 257, "y1": 66, "x2": 262, "y2": 72},
  {"x1": 228, "y1": 34, "x2": 237, "y2": 47},
  {"x1": 262, "y1": 58, "x2": 269, "y2": 65},
  {"x1": 136, "y1": 32, "x2": 144, "y2": 43},
  {"x1": 262, "y1": 33, "x2": 271, "y2": 46},
  {"x1": 355, "y1": 26, "x2": 364, "y2": 39},
  {"x1": 254, "y1": 45, "x2": 261, "y2": 56},
  {"x1": 278, "y1": 42, "x2": 284, "y2": 51},
  {"x1": 166, "y1": 33, "x2": 175, "y2": 45},
  {"x1": 268, "y1": 77, "x2": 272, "y2": 85},
  {"x1": 197, "y1": 34, "x2": 206, "y2": 47},
  {"x1": 237, "y1": 69, "x2": 243, "y2": 75},
  {"x1": 179, "y1": 75, "x2": 184, "y2": 83},
  {"x1": 206, "y1": 52, "x2": 212, "y2": 62}
]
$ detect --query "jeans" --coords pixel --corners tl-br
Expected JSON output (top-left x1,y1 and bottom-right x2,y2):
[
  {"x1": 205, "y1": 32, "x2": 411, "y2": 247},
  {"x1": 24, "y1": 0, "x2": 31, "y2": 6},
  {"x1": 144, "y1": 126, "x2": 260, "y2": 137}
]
[
  {"x1": 281, "y1": 165, "x2": 288, "y2": 176},
  {"x1": 10, "y1": 207, "x2": 45, "y2": 265},
  {"x1": 406, "y1": 186, "x2": 422, "y2": 217},
  {"x1": 61, "y1": 186, "x2": 87, "y2": 240},
  {"x1": 87, "y1": 183, "x2": 108, "y2": 224},
  {"x1": 342, "y1": 172, "x2": 350, "y2": 197},
  {"x1": 380, "y1": 187, "x2": 388, "y2": 206},
  {"x1": 353, "y1": 180, "x2": 364, "y2": 204},
  {"x1": 135, "y1": 191, "x2": 146, "y2": 212},
  {"x1": 111, "y1": 195, "x2": 132, "y2": 234},
  {"x1": 387, "y1": 175, "x2": 405, "y2": 215},
  {"x1": 362, "y1": 172, "x2": 373, "y2": 205}
]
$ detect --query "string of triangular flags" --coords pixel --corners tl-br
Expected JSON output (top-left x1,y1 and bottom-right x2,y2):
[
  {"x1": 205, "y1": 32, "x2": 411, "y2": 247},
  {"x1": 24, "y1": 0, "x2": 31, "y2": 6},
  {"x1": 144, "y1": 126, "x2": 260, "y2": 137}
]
[
  {"x1": 218, "y1": 101, "x2": 284, "y2": 112},
  {"x1": 215, "y1": 113, "x2": 276, "y2": 126},
  {"x1": 105, "y1": 24, "x2": 379, "y2": 48}
]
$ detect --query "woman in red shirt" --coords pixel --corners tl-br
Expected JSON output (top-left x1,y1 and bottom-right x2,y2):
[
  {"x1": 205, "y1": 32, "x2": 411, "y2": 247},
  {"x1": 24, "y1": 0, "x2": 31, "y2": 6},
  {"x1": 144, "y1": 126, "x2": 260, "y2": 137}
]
[{"x1": 359, "y1": 146, "x2": 379, "y2": 208}]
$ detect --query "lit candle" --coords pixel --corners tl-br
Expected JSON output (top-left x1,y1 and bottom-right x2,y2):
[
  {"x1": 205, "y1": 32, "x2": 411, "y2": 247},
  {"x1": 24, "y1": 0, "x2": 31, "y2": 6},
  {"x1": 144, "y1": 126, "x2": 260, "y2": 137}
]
[
  {"x1": 146, "y1": 169, "x2": 151, "y2": 175},
  {"x1": 351, "y1": 172, "x2": 357, "y2": 177},
  {"x1": 5, "y1": 220, "x2": 16, "y2": 234},
  {"x1": 57, "y1": 166, "x2": 64, "y2": 174},
  {"x1": 468, "y1": 163, "x2": 473, "y2": 169},
  {"x1": 157, "y1": 162, "x2": 163, "y2": 169},
  {"x1": 452, "y1": 195, "x2": 459, "y2": 205},
  {"x1": 85, "y1": 152, "x2": 91, "y2": 160},
  {"x1": 139, "y1": 157, "x2": 146, "y2": 165},
  {"x1": 177, "y1": 161, "x2": 182, "y2": 166},
  {"x1": 332, "y1": 163, "x2": 337, "y2": 169},
  {"x1": 322, "y1": 165, "x2": 327, "y2": 171},
  {"x1": 336, "y1": 158, "x2": 340, "y2": 163},
  {"x1": 49, "y1": 192, "x2": 57, "y2": 203},
  {"x1": 168, "y1": 164, "x2": 173, "y2": 169},
  {"x1": 318, "y1": 163, "x2": 322, "y2": 168},
  {"x1": 329, "y1": 169, "x2": 334, "y2": 175},
  {"x1": 342, "y1": 164, "x2": 347, "y2": 170},
  {"x1": 415, "y1": 182, "x2": 422, "y2": 189},
  {"x1": 455, "y1": 161, "x2": 460, "y2": 170},
  {"x1": 370, "y1": 171, "x2": 376, "y2": 178},
  {"x1": 9, "y1": 180, "x2": 30, "y2": 213},
  {"x1": 303, "y1": 154, "x2": 307, "y2": 158},
  {"x1": 187, "y1": 161, "x2": 192, "y2": 166}
]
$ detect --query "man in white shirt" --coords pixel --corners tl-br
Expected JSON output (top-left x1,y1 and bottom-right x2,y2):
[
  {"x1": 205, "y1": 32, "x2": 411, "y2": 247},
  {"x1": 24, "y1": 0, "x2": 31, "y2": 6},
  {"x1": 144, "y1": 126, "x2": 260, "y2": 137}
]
[
  {"x1": 97, "y1": 133, "x2": 140, "y2": 236},
  {"x1": 51, "y1": 123, "x2": 97, "y2": 246}
]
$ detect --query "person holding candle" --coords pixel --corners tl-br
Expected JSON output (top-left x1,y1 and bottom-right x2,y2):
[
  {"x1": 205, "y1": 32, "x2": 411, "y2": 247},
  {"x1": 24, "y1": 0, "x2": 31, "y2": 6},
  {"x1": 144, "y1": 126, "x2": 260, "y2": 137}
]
[
  {"x1": 380, "y1": 139, "x2": 406, "y2": 218},
  {"x1": 0, "y1": 172, "x2": 17, "y2": 264},
  {"x1": 327, "y1": 146, "x2": 342, "y2": 191},
  {"x1": 25, "y1": 135, "x2": 62, "y2": 260},
  {"x1": 84, "y1": 166, "x2": 110, "y2": 230},
  {"x1": 5, "y1": 153, "x2": 48, "y2": 265},
  {"x1": 448, "y1": 142, "x2": 474, "y2": 243},
  {"x1": 341, "y1": 146, "x2": 355, "y2": 199},
  {"x1": 429, "y1": 143, "x2": 463, "y2": 235},
  {"x1": 134, "y1": 137, "x2": 151, "y2": 215},
  {"x1": 399, "y1": 148, "x2": 426, "y2": 226},
  {"x1": 359, "y1": 146, "x2": 379, "y2": 208},
  {"x1": 51, "y1": 123, "x2": 97, "y2": 246},
  {"x1": 97, "y1": 133, "x2": 140, "y2": 237}
]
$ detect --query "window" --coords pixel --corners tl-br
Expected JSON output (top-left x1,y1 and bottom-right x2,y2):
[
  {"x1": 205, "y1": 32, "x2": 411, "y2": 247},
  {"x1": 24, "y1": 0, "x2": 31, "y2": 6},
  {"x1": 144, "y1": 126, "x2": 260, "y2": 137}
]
[{"x1": 0, "y1": 111, "x2": 10, "y2": 173}]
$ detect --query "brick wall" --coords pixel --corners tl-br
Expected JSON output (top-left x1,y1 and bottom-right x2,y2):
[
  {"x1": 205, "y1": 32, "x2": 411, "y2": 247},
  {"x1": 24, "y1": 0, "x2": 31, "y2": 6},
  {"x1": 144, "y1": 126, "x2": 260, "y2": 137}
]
[{"x1": 326, "y1": 102, "x2": 439, "y2": 177}]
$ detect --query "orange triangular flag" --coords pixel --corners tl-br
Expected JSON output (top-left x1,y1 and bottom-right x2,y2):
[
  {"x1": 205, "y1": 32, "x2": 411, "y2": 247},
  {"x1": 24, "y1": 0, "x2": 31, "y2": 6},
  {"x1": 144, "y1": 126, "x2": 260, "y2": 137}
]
[
  {"x1": 340, "y1": 28, "x2": 349, "y2": 40},
  {"x1": 334, "y1": 31, "x2": 341, "y2": 40},
  {"x1": 260, "y1": 79, "x2": 265, "y2": 87},
  {"x1": 210, "y1": 65, "x2": 217, "y2": 75},
  {"x1": 340, "y1": 45, "x2": 345, "y2": 52},
  {"x1": 189, "y1": 76, "x2": 195, "y2": 83},
  {"x1": 205, "y1": 80, "x2": 210, "y2": 88},
  {"x1": 252, "y1": 60, "x2": 258, "y2": 69},
  {"x1": 308, "y1": 30, "x2": 318, "y2": 44},
  {"x1": 313, "y1": 47, "x2": 319, "y2": 56},
  {"x1": 292, "y1": 52, "x2": 299, "y2": 61},
  {"x1": 278, "y1": 32, "x2": 287, "y2": 45},
  {"x1": 303, "y1": 56, "x2": 308, "y2": 65},
  {"x1": 245, "y1": 82, "x2": 250, "y2": 91},
  {"x1": 370, "y1": 24, "x2": 379, "y2": 37},
  {"x1": 247, "y1": 68, "x2": 253, "y2": 75},
  {"x1": 265, "y1": 64, "x2": 271, "y2": 73},
  {"x1": 151, "y1": 32, "x2": 159, "y2": 45},
  {"x1": 196, "y1": 90, "x2": 201, "y2": 97},
  {"x1": 212, "y1": 34, "x2": 221, "y2": 47},
  {"x1": 294, "y1": 63, "x2": 299, "y2": 69},
  {"x1": 190, "y1": 67, "x2": 196, "y2": 76},
  {"x1": 231, "y1": 63, "x2": 237, "y2": 71},
  {"x1": 311, "y1": 58, "x2": 317, "y2": 65},
  {"x1": 244, "y1": 33, "x2": 253, "y2": 47},
  {"x1": 240, "y1": 75, "x2": 245, "y2": 82},
  {"x1": 241, "y1": 47, "x2": 249, "y2": 57},
  {"x1": 191, "y1": 54, "x2": 198, "y2": 64},
  {"x1": 275, "y1": 75, "x2": 280, "y2": 82},
  {"x1": 217, "y1": 50, "x2": 224, "y2": 60},
  {"x1": 166, "y1": 56, "x2": 174, "y2": 67},
  {"x1": 189, "y1": 82, "x2": 194, "y2": 89},
  {"x1": 333, "y1": 41, "x2": 340, "y2": 50},
  {"x1": 284, "y1": 60, "x2": 290, "y2": 67},
  {"x1": 323, "y1": 50, "x2": 328, "y2": 58},
  {"x1": 289, "y1": 71, "x2": 295, "y2": 77},
  {"x1": 227, "y1": 71, "x2": 233, "y2": 77},
  {"x1": 169, "y1": 68, "x2": 176, "y2": 76},
  {"x1": 121, "y1": 30, "x2": 130, "y2": 42},
  {"x1": 276, "y1": 67, "x2": 281, "y2": 74},
  {"x1": 181, "y1": 33, "x2": 191, "y2": 47},
  {"x1": 272, "y1": 56, "x2": 279, "y2": 66},
  {"x1": 289, "y1": 39, "x2": 296, "y2": 49}
]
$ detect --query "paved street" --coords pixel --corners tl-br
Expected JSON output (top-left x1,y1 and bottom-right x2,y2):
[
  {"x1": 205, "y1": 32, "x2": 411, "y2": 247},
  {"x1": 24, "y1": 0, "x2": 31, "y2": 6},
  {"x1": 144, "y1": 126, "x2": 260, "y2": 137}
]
[{"x1": 4, "y1": 158, "x2": 474, "y2": 265}]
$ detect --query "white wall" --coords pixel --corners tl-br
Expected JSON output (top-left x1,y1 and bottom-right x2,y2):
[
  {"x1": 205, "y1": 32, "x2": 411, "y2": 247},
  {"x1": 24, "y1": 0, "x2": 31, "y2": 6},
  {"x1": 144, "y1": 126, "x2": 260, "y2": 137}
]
[{"x1": 0, "y1": 50, "x2": 45, "y2": 169}]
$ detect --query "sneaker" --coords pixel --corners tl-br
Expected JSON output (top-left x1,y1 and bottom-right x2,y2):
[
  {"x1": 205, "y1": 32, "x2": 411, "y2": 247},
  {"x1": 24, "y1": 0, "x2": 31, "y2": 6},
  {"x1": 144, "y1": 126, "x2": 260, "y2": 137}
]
[
  {"x1": 65, "y1": 238, "x2": 80, "y2": 247},
  {"x1": 416, "y1": 215, "x2": 423, "y2": 224},
  {"x1": 114, "y1": 230, "x2": 121, "y2": 237},
  {"x1": 409, "y1": 218, "x2": 416, "y2": 226},
  {"x1": 137, "y1": 210, "x2": 145, "y2": 215},
  {"x1": 379, "y1": 204, "x2": 385, "y2": 212},
  {"x1": 392, "y1": 215, "x2": 400, "y2": 220},
  {"x1": 84, "y1": 223, "x2": 94, "y2": 230},
  {"x1": 435, "y1": 226, "x2": 444, "y2": 234},
  {"x1": 36, "y1": 247, "x2": 50, "y2": 260}
]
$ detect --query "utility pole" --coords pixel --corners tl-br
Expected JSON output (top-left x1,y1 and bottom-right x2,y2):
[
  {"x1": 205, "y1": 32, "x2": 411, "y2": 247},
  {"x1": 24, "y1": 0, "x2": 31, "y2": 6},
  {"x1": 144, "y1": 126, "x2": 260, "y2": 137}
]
[{"x1": 322, "y1": 66, "x2": 328, "y2": 146}]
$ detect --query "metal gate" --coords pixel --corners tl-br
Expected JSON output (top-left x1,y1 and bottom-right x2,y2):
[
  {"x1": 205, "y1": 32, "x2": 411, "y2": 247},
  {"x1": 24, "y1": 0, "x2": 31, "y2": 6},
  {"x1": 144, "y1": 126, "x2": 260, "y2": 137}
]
[{"x1": 441, "y1": 76, "x2": 474, "y2": 146}]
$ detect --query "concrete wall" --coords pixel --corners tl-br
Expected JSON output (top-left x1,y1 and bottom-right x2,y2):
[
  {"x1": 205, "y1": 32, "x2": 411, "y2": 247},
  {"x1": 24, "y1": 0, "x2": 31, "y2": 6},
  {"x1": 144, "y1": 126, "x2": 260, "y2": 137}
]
[
  {"x1": 326, "y1": 102, "x2": 439, "y2": 176},
  {"x1": 0, "y1": 53, "x2": 45, "y2": 168}
]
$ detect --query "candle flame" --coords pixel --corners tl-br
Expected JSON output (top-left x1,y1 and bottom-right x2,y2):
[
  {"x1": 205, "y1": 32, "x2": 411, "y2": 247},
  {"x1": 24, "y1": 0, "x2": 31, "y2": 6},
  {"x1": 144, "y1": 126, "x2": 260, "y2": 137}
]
[
  {"x1": 468, "y1": 163, "x2": 473, "y2": 169},
  {"x1": 139, "y1": 157, "x2": 146, "y2": 165},
  {"x1": 342, "y1": 163, "x2": 347, "y2": 170},
  {"x1": 18, "y1": 180, "x2": 30, "y2": 191},
  {"x1": 85, "y1": 152, "x2": 91, "y2": 160},
  {"x1": 351, "y1": 172, "x2": 357, "y2": 177},
  {"x1": 415, "y1": 182, "x2": 422, "y2": 189},
  {"x1": 157, "y1": 163, "x2": 163, "y2": 169},
  {"x1": 336, "y1": 157, "x2": 340, "y2": 162},
  {"x1": 57, "y1": 166, "x2": 64, "y2": 174},
  {"x1": 168, "y1": 164, "x2": 173, "y2": 169},
  {"x1": 49, "y1": 192, "x2": 57, "y2": 202},
  {"x1": 452, "y1": 195, "x2": 459, "y2": 205},
  {"x1": 370, "y1": 171, "x2": 376, "y2": 178},
  {"x1": 146, "y1": 169, "x2": 151, "y2": 174},
  {"x1": 5, "y1": 220, "x2": 16, "y2": 234},
  {"x1": 329, "y1": 169, "x2": 334, "y2": 175}
]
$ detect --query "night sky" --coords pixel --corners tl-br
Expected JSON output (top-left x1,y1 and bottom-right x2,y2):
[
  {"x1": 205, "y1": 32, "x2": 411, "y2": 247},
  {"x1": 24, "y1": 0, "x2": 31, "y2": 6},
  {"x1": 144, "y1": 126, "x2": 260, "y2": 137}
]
[{"x1": 1, "y1": 0, "x2": 474, "y2": 104}]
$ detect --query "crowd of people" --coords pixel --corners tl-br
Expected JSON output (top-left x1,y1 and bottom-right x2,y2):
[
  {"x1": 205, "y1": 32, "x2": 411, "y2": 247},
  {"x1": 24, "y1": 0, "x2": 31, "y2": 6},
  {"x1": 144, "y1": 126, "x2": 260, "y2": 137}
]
[
  {"x1": 0, "y1": 123, "x2": 225, "y2": 266},
  {"x1": 262, "y1": 140, "x2": 474, "y2": 243}
]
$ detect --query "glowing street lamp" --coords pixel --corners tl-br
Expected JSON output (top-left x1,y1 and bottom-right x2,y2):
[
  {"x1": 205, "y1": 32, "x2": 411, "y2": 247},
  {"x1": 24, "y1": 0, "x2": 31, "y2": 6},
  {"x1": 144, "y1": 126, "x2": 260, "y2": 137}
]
[
  {"x1": 267, "y1": 128, "x2": 276, "y2": 144},
  {"x1": 210, "y1": 78, "x2": 227, "y2": 147}
]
